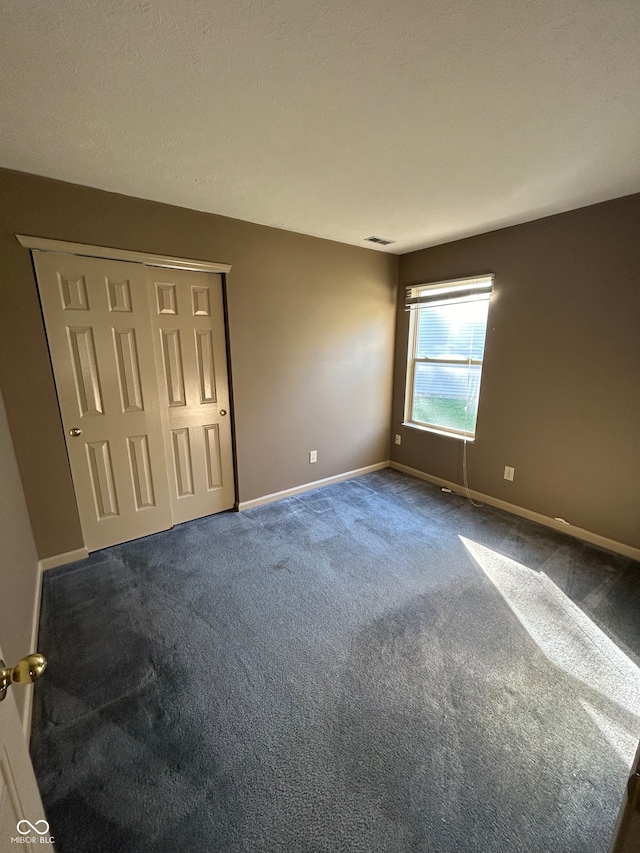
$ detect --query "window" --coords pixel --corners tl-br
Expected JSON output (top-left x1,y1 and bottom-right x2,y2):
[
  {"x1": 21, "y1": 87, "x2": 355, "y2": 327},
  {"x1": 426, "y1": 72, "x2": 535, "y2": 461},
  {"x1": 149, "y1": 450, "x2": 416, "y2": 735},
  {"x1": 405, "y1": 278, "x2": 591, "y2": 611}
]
[{"x1": 404, "y1": 275, "x2": 493, "y2": 440}]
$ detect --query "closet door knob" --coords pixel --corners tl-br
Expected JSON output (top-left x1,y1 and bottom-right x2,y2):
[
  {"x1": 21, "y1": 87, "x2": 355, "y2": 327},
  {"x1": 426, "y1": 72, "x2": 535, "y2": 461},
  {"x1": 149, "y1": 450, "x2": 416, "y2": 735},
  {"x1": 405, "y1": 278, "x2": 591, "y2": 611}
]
[{"x1": 219, "y1": 410, "x2": 227, "y2": 416}]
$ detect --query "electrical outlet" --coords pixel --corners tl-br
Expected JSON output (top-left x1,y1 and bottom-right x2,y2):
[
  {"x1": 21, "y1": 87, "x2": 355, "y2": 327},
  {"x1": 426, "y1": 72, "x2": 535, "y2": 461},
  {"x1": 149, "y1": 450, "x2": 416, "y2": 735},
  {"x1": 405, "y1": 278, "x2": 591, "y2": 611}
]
[
  {"x1": 309, "y1": 450, "x2": 317, "y2": 464},
  {"x1": 504, "y1": 465, "x2": 515, "y2": 481},
  {"x1": 395, "y1": 434, "x2": 402, "y2": 445}
]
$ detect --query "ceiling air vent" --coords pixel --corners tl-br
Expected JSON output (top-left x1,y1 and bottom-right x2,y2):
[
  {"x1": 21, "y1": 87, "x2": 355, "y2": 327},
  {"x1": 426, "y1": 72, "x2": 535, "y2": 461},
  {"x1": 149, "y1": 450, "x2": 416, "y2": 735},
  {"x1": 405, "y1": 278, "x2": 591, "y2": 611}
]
[{"x1": 364, "y1": 236, "x2": 396, "y2": 245}]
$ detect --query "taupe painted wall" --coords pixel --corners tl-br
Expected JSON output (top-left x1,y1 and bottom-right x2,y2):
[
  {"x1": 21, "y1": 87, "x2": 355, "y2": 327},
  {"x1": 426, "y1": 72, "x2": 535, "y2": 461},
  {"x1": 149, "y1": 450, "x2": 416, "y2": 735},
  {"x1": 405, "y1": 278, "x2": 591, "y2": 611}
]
[
  {"x1": 391, "y1": 193, "x2": 640, "y2": 550},
  {"x1": 0, "y1": 168, "x2": 398, "y2": 559},
  {"x1": 0, "y1": 388, "x2": 40, "y2": 725}
]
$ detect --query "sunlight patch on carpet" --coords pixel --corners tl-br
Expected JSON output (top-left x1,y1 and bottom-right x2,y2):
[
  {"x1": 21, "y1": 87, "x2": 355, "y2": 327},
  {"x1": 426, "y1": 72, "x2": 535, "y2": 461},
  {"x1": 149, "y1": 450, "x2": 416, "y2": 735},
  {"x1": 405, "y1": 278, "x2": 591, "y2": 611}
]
[{"x1": 460, "y1": 536, "x2": 640, "y2": 765}]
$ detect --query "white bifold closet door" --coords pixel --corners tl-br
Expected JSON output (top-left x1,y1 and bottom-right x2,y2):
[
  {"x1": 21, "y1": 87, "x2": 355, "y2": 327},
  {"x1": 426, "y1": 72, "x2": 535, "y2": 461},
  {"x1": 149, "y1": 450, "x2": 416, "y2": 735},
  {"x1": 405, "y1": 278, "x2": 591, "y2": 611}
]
[
  {"x1": 147, "y1": 267, "x2": 234, "y2": 526},
  {"x1": 33, "y1": 251, "x2": 234, "y2": 552}
]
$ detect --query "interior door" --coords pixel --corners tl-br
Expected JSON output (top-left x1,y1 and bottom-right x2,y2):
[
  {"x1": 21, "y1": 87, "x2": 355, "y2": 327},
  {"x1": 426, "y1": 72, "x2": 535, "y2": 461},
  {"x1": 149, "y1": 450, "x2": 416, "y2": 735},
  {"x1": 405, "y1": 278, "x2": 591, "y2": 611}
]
[
  {"x1": 33, "y1": 251, "x2": 173, "y2": 551},
  {"x1": 148, "y1": 268, "x2": 235, "y2": 524},
  {"x1": 0, "y1": 644, "x2": 51, "y2": 847}
]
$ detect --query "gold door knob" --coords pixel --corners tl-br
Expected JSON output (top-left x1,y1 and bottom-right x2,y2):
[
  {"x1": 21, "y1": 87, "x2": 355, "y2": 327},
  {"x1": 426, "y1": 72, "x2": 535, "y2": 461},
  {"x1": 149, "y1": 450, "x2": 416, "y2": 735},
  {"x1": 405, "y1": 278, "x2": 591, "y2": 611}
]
[
  {"x1": 219, "y1": 409, "x2": 227, "y2": 416},
  {"x1": 69, "y1": 427, "x2": 82, "y2": 437},
  {"x1": 0, "y1": 654, "x2": 47, "y2": 701}
]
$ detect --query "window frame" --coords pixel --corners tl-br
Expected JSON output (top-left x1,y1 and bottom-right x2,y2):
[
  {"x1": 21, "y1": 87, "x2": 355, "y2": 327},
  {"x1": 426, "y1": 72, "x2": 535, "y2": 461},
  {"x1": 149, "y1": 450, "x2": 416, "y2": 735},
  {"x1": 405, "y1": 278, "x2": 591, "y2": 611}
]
[{"x1": 403, "y1": 277, "x2": 493, "y2": 441}]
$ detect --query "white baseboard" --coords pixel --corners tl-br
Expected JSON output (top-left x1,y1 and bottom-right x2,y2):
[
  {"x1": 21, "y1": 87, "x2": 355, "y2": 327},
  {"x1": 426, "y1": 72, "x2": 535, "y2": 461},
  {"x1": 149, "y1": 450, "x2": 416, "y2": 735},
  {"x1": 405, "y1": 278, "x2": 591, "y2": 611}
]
[
  {"x1": 390, "y1": 461, "x2": 640, "y2": 562},
  {"x1": 238, "y1": 461, "x2": 391, "y2": 511},
  {"x1": 39, "y1": 547, "x2": 88, "y2": 572}
]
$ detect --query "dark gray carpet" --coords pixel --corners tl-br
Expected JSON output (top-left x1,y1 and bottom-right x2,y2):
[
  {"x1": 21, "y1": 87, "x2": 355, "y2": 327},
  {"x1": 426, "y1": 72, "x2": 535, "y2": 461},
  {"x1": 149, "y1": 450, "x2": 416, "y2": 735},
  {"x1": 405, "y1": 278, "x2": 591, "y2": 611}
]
[{"x1": 31, "y1": 470, "x2": 640, "y2": 853}]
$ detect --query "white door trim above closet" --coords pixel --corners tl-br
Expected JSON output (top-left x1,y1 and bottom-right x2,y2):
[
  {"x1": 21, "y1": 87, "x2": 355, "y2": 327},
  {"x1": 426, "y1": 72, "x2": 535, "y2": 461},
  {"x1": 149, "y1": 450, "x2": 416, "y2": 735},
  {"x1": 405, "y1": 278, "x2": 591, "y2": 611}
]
[{"x1": 16, "y1": 235, "x2": 231, "y2": 274}]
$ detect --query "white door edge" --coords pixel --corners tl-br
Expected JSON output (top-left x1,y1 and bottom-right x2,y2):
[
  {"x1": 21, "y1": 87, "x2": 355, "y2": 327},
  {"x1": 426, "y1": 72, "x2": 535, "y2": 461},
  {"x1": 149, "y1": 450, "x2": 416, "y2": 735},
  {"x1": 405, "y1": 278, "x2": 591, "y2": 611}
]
[{"x1": 21, "y1": 561, "x2": 45, "y2": 741}]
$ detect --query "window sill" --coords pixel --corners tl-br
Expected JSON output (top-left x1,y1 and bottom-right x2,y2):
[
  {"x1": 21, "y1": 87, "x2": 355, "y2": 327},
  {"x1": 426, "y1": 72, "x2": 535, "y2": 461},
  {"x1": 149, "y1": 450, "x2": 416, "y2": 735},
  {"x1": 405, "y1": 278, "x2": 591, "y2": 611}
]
[{"x1": 402, "y1": 422, "x2": 475, "y2": 442}]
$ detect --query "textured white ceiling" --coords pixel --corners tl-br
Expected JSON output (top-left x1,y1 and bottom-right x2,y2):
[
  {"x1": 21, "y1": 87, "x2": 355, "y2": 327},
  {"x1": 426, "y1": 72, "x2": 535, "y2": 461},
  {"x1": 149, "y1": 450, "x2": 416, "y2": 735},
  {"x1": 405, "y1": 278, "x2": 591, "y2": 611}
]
[{"x1": 1, "y1": 0, "x2": 639, "y2": 253}]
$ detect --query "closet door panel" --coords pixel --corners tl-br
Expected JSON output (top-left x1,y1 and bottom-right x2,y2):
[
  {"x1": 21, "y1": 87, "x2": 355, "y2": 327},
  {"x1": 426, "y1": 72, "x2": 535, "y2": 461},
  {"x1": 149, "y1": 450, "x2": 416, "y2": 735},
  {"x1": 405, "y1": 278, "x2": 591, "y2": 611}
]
[
  {"x1": 33, "y1": 251, "x2": 173, "y2": 551},
  {"x1": 148, "y1": 268, "x2": 235, "y2": 525}
]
